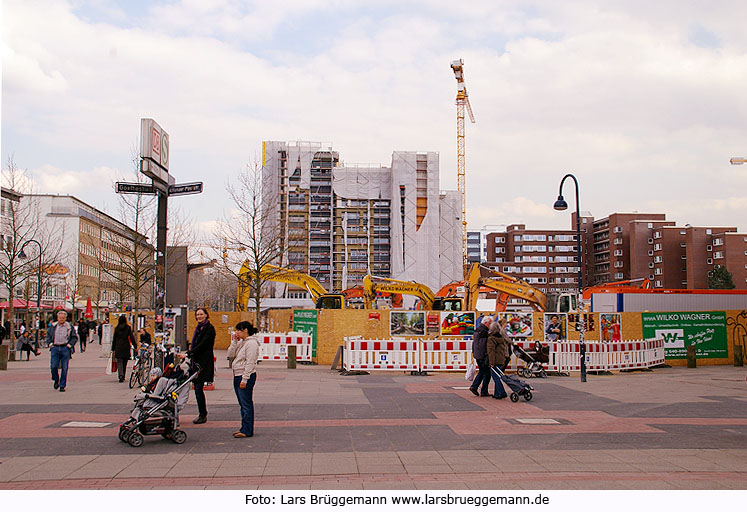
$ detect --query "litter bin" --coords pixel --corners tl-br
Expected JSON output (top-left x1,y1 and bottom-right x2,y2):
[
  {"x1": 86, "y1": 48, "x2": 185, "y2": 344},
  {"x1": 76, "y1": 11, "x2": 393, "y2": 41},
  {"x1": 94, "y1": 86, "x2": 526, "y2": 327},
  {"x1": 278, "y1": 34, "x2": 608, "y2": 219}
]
[{"x1": 687, "y1": 344, "x2": 697, "y2": 368}]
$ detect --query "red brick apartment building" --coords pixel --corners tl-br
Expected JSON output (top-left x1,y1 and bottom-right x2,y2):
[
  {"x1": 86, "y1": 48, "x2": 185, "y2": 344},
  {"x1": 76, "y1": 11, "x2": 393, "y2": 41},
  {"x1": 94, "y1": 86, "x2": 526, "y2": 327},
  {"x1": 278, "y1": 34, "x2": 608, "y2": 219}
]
[{"x1": 483, "y1": 214, "x2": 747, "y2": 293}]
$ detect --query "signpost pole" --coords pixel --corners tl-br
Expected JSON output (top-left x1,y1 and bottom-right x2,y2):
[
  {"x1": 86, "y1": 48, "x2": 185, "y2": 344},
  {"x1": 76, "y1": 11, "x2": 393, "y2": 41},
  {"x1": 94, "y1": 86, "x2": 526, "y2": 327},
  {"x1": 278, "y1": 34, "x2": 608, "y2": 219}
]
[{"x1": 155, "y1": 190, "x2": 168, "y2": 335}]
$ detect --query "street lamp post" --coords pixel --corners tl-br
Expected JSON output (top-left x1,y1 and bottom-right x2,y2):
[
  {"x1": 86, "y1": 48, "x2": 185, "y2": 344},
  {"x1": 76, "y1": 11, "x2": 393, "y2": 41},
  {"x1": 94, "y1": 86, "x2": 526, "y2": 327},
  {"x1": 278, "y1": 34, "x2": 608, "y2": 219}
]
[
  {"x1": 553, "y1": 174, "x2": 586, "y2": 382},
  {"x1": 19, "y1": 239, "x2": 42, "y2": 351}
]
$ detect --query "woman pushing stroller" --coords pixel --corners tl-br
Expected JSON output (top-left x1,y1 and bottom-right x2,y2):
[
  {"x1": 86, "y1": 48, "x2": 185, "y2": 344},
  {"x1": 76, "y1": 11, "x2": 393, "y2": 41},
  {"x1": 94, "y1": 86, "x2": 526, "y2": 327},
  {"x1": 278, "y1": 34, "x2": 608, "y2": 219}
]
[{"x1": 487, "y1": 318, "x2": 534, "y2": 402}]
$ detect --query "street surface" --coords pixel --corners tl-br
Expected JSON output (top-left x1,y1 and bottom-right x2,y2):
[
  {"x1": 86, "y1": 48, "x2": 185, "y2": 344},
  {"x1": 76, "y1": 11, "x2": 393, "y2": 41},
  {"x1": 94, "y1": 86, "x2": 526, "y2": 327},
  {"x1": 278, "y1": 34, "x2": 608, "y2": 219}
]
[{"x1": 1, "y1": 345, "x2": 747, "y2": 490}]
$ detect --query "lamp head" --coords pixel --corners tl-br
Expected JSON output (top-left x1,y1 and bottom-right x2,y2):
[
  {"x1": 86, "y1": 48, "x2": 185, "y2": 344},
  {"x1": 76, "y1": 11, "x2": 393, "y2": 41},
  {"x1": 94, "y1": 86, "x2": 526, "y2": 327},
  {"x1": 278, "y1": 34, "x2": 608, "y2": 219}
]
[
  {"x1": 553, "y1": 195, "x2": 568, "y2": 211},
  {"x1": 18, "y1": 249, "x2": 27, "y2": 259}
]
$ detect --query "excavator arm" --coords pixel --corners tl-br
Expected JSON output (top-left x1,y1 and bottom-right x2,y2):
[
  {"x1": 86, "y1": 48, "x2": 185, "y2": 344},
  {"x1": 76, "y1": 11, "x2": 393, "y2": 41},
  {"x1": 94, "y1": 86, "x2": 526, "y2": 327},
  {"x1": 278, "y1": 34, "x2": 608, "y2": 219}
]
[
  {"x1": 363, "y1": 275, "x2": 437, "y2": 310},
  {"x1": 236, "y1": 262, "x2": 331, "y2": 310},
  {"x1": 466, "y1": 264, "x2": 547, "y2": 311}
]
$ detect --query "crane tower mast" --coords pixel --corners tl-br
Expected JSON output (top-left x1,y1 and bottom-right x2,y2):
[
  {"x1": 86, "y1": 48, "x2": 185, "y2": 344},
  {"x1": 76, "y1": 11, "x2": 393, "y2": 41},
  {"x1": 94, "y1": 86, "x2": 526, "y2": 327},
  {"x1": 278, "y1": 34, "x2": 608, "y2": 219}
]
[{"x1": 450, "y1": 59, "x2": 475, "y2": 266}]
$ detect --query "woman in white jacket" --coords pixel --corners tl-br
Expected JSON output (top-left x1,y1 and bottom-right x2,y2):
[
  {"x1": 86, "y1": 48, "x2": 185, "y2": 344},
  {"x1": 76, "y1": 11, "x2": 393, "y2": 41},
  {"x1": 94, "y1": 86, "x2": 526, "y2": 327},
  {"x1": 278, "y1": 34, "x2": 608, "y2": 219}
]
[{"x1": 227, "y1": 320, "x2": 260, "y2": 438}]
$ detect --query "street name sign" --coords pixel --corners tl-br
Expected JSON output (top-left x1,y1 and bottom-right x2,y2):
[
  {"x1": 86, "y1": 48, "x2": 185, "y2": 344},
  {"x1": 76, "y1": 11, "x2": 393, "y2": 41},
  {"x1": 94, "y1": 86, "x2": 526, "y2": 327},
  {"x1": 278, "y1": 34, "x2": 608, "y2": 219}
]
[
  {"x1": 116, "y1": 182, "x2": 157, "y2": 195},
  {"x1": 168, "y1": 182, "x2": 203, "y2": 196}
]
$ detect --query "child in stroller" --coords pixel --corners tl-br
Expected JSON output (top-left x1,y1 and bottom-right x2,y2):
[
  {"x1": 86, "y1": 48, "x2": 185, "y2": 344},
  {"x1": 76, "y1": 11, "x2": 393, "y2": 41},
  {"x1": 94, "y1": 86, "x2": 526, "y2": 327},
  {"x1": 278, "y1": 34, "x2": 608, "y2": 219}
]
[
  {"x1": 118, "y1": 358, "x2": 201, "y2": 447},
  {"x1": 514, "y1": 341, "x2": 549, "y2": 378}
]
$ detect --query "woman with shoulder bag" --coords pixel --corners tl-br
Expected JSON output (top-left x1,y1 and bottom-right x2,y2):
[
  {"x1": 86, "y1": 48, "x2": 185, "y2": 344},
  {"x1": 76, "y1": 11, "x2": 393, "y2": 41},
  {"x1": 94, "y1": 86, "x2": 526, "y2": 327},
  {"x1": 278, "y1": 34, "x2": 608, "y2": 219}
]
[
  {"x1": 227, "y1": 321, "x2": 260, "y2": 438},
  {"x1": 111, "y1": 315, "x2": 137, "y2": 383}
]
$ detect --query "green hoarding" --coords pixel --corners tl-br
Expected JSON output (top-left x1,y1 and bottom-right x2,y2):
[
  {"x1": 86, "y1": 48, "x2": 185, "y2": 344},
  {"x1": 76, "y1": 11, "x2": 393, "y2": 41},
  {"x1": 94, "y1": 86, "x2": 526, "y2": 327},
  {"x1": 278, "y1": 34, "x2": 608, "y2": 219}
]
[
  {"x1": 641, "y1": 311, "x2": 728, "y2": 359},
  {"x1": 293, "y1": 309, "x2": 318, "y2": 357}
]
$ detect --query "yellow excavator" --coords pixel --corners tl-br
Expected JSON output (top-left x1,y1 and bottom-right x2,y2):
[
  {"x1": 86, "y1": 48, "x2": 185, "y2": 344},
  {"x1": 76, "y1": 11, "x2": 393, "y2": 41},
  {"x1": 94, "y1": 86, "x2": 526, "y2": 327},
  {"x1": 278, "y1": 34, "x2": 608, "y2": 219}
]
[
  {"x1": 236, "y1": 262, "x2": 346, "y2": 310},
  {"x1": 463, "y1": 263, "x2": 548, "y2": 312},
  {"x1": 362, "y1": 274, "x2": 463, "y2": 310}
]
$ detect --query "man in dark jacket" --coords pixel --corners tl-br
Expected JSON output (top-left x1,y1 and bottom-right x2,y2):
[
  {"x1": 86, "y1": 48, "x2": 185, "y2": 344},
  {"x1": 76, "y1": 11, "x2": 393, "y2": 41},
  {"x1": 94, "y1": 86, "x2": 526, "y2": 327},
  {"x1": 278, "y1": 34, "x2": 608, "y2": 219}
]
[
  {"x1": 469, "y1": 316, "x2": 493, "y2": 397},
  {"x1": 46, "y1": 310, "x2": 78, "y2": 392}
]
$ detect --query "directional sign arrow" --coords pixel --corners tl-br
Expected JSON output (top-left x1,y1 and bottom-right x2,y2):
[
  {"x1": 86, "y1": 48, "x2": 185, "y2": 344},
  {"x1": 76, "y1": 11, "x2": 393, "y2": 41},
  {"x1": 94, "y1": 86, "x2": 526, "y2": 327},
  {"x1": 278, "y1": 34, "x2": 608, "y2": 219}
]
[
  {"x1": 168, "y1": 182, "x2": 203, "y2": 196},
  {"x1": 116, "y1": 182, "x2": 157, "y2": 195}
]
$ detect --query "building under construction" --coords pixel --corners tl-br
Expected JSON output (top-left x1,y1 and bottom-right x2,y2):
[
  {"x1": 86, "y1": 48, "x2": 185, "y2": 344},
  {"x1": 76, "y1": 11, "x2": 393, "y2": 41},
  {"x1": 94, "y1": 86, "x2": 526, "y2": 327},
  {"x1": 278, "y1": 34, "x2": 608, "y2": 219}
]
[{"x1": 261, "y1": 141, "x2": 462, "y2": 302}]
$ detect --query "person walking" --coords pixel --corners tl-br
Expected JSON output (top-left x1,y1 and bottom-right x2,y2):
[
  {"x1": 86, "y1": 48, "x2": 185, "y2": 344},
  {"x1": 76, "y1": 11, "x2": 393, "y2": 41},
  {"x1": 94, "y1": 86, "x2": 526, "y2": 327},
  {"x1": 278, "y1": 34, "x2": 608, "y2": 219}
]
[
  {"x1": 97, "y1": 321, "x2": 103, "y2": 345},
  {"x1": 46, "y1": 310, "x2": 77, "y2": 392},
  {"x1": 487, "y1": 317, "x2": 511, "y2": 399},
  {"x1": 469, "y1": 315, "x2": 494, "y2": 397},
  {"x1": 227, "y1": 320, "x2": 260, "y2": 438},
  {"x1": 188, "y1": 307, "x2": 215, "y2": 424},
  {"x1": 77, "y1": 320, "x2": 89, "y2": 352},
  {"x1": 111, "y1": 315, "x2": 137, "y2": 383}
]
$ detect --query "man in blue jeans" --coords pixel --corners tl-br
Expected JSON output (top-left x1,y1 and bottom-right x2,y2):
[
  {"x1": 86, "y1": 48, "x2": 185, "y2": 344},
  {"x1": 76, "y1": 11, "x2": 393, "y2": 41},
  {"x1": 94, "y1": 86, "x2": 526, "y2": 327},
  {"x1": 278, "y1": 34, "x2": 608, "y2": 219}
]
[{"x1": 46, "y1": 310, "x2": 77, "y2": 392}]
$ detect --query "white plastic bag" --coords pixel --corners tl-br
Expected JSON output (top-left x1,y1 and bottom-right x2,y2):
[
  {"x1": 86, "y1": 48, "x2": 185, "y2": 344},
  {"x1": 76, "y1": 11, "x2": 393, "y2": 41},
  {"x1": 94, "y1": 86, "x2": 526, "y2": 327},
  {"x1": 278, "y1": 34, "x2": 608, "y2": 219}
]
[
  {"x1": 105, "y1": 354, "x2": 114, "y2": 375},
  {"x1": 465, "y1": 362, "x2": 476, "y2": 381}
]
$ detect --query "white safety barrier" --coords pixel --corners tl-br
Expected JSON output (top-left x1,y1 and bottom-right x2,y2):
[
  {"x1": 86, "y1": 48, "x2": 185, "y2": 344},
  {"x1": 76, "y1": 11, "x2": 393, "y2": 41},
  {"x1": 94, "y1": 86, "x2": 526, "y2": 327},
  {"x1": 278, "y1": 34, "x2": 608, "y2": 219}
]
[
  {"x1": 343, "y1": 338, "x2": 420, "y2": 371},
  {"x1": 420, "y1": 339, "x2": 472, "y2": 371},
  {"x1": 257, "y1": 332, "x2": 313, "y2": 362},
  {"x1": 343, "y1": 337, "x2": 666, "y2": 373}
]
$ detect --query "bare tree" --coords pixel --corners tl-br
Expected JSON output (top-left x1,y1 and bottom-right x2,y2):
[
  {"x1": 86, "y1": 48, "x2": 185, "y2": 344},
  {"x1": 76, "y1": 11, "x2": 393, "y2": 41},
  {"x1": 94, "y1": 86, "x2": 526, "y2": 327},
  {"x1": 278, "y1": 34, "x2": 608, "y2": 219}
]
[
  {"x1": 214, "y1": 162, "x2": 286, "y2": 317},
  {"x1": 1, "y1": 156, "x2": 65, "y2": 341},
  {"x1": 96, "y1": 151, "x2": 156, "y2": 311},
  {"x1": 188, "y1": 266, "x2": 237, "y2": 311}
]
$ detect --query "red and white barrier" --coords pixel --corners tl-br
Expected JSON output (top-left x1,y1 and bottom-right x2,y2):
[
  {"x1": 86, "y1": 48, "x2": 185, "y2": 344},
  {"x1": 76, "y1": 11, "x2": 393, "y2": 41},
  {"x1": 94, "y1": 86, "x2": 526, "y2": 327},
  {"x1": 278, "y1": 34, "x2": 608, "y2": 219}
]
[
  {"x1": 343, "y1": 337, "x2": 420, "y2": 371},
  {"x1": 257, "y1": 332, "x2": 313, "y2": 362},
  {"x1": 420, "y1": 339, "x2": 472, "y2": 371}
]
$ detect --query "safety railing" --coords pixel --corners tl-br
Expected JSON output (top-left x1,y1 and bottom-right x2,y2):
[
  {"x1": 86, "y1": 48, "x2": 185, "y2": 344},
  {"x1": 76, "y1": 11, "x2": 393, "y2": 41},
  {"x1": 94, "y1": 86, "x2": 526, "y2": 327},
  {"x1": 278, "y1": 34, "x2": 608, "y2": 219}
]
[
  {"x1": 343, "y1": 337, "x2": 666, "y2": 373},
  {"x1": 257, "y1": 332, "x2": 313, "y2": 362}
]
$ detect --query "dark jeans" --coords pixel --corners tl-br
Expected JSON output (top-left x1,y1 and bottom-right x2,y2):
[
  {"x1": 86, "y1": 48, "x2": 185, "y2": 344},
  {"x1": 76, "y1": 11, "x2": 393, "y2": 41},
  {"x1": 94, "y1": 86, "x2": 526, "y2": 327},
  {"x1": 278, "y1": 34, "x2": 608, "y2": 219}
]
[
  {"x1": 194, "y1": 381, "x2": 207, "y2": 417},
  {"x1": 490, "y1": 364, "x2": 508, "y2": 398},
  {"x1": 471, "y1": 356, "x2": 491, "y2": 395},
  {"x1": 50, "y1": 345, "x2": 71, "y2": 388},
  {"x1": 80, "y1": 335, "x2": 87, "y2": 352},
  {"x1": 116, "y1": 358, "x2": 128, "y2": 381},
  {"x1": 233, "y1": 373, "x2": 256, "y2": 436}
]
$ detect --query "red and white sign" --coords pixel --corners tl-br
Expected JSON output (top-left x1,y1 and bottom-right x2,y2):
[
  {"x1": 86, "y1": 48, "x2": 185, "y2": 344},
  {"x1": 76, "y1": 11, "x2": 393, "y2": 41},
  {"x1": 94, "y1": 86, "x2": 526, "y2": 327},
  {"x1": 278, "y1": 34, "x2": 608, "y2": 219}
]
[{"x1": 140, "y1": 118, "x2": 169, "y2": 171}]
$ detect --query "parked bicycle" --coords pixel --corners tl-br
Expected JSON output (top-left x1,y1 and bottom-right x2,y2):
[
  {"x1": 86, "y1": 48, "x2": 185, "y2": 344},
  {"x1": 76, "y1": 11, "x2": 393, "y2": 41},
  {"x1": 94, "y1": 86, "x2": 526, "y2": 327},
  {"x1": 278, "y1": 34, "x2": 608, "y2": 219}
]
[{"x1": 129, "y1": 343, "x2": 153, "y2": 389}]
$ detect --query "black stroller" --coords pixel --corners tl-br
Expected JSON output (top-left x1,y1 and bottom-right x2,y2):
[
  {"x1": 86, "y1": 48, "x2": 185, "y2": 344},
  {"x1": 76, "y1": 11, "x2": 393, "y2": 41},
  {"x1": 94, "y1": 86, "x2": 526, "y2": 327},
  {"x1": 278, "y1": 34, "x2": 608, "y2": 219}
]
[
  {"x1": 118, "y1": 361, "x2": 201, "y2": 447},
  {"x1": 514, "y1": 341, "x2": 549, "y2": 379},
  {"x1": 491, "y1": 365, "x2": 534, "y2": 402}
]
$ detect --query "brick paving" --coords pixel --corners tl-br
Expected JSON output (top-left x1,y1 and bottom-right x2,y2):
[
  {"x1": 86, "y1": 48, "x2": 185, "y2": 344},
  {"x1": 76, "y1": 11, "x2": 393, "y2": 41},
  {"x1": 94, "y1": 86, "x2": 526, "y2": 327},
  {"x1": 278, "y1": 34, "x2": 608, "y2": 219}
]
[{"x1": 1, "y1": 344, "x2": 747, "y2": 489}]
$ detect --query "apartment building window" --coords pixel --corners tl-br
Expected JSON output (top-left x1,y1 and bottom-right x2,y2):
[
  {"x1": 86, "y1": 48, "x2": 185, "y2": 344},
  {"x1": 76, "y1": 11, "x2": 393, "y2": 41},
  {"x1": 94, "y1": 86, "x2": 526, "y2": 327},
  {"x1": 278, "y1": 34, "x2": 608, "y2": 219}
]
[
  {"x1": 648, "y1": 238, "x2": 654, "y2": 244},
  {"x1": 714, "y1": 251, "x2": 724, "y2": 259},
  {"x1": 613, "y1": 226, "x2": 622, "y2": 233},
  {"x1": 654, "y1": 280, "x2": 663, "y2": 288},
  {"x1": 655, "y1": 268, "x2": 662, "y2": 275},
  {"x1": 495, "y1": 247, "x2": 505, "y2": 254},
  {"x1": 707, "y1": 258, "x2": 713, "y2": 265},
  {"x1": 523, "y1": 234, "x2": 534, "y2": 241},
  {"x1": 514, "y1": 235, "x2": 522, "y2": 242},
  {"x1": 654, "y1": 243, "x2": 662, "y2": 251},
  {"x1": 614, "y1": 273, "x2": 624, "y2": 279},
  {"x1": 713, "y1": 238, "x2": 723, "y2": 246},
  {"x1": 654, "y1": 256, "x2": 662, "y2": 263},
  {"x1": 681, "y1": 255, "x2": 686, "y2": 260},
  {"x1": 613, "y1": 249, "x2": 623, "y2": 256},
  {"x1": 495, "y1": 237, "x2": 505, "y2": 243},
  {"x1": 614, "y1": 261, "x2": 623, "y2": 268},
  {"x1": 648, "y1": 223, "x2": 653, "y2": 228},
  {"x1": 648, "y1": 250, "x2": 654, "y2": 256},
  {"x1": 536, "y1": 235, "x2": 546, "y2": 242},
  {"x1": 706, "y1": 229, "x2": 712, "y2": 234},
  {"x1": 681, "y1": 280, "x2": 687, "y2": 286},
  {"x1": 653, "y1": 231, "x2": 661, "y2": 239}
]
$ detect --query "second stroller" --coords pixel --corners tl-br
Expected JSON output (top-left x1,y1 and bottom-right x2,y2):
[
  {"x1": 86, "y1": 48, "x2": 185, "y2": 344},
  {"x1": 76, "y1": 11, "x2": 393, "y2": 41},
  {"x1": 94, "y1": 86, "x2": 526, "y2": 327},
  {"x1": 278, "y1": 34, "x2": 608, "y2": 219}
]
[{"x1": 491, "y1": 365, "x2": 534, "y2": 402}]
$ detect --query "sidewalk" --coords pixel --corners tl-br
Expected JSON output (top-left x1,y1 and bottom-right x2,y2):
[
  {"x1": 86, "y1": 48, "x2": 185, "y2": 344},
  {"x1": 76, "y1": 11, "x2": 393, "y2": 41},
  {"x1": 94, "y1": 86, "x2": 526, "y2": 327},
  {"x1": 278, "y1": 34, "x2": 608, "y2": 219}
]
[{"x1": 1, "y1": 344, "x2": 747, "y2": 489}]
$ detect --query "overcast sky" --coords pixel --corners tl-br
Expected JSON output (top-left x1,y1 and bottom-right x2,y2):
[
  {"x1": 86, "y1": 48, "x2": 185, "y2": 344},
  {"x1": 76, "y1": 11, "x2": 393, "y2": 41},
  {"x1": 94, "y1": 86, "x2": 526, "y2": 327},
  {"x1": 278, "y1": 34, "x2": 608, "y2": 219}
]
[{"x1": 3, "y1": 0, "x2": 747, "y2": 242}]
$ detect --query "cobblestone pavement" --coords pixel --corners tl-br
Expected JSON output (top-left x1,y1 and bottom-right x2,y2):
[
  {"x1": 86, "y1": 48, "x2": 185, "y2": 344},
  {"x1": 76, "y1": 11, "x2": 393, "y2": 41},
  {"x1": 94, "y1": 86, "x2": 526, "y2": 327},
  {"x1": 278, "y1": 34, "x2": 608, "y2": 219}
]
[{"x1": 1, "y1": 344, "x2": 746, "y2": 489}]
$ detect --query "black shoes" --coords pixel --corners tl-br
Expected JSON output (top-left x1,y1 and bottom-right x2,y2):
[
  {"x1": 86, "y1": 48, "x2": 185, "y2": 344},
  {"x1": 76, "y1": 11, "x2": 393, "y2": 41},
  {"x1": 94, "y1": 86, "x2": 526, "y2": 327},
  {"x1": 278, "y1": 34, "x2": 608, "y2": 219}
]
[
  {"x1": 468, "y1": 387, "x2": 479, "y2": 396},
  {"x1": 59, "y1": 387, "x2": 65, "y2": 392},
  {"x1": 53, "y1": 381, "x2": 59, "y2": 390},
  {"x1": 193, "y1": 416, "x2": 207, "y2": 424},
  {"x1": 492, "y1": 395, "x2": 507, "y2": 400}
]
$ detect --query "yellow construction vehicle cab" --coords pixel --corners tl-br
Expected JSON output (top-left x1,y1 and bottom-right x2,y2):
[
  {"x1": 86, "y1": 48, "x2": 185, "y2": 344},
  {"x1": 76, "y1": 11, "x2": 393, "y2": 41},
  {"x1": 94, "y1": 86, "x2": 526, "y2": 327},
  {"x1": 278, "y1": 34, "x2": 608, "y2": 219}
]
[
  {"x1": 237, "y1": 262, "x2": 346, "y2": 310},
  {"x1": 363, "y1": 275, "x2": 463, "y2": 310}
]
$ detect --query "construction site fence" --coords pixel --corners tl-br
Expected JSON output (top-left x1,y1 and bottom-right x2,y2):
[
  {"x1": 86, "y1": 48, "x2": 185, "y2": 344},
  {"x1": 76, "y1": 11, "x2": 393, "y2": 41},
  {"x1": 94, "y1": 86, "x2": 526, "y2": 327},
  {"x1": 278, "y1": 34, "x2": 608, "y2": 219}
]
[
  {"x1": 257, "y1": 332, "x2": 313, "y2": 362},
  {"x1": 343, "y1": 337, "x2": 665, "y2": 373}
]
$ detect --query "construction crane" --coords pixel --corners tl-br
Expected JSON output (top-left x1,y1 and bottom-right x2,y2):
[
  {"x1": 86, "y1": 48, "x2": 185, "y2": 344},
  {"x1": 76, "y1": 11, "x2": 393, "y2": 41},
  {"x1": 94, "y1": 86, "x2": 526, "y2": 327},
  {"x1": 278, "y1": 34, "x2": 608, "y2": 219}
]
[{"x1": 451, "y1": 58, "x2": 475, "y2": 267}]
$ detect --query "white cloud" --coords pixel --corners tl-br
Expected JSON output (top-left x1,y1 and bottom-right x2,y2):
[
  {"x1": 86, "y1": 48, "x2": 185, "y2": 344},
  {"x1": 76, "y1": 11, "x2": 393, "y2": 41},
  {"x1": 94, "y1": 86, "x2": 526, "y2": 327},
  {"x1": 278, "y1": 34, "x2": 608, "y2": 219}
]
[{"x1": 4, "y1": 0, "x2": 747, "y2": 243}]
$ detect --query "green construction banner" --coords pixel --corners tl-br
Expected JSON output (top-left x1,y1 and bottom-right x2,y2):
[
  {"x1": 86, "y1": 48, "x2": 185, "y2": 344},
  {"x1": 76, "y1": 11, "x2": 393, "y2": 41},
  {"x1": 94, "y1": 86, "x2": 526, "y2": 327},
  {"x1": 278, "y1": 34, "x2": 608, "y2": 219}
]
[
  {"x1": 641, "y1": 311, "x2": 728, "y2": 359},
  {"x1": 293, "y1": 309, "x2": 318, "y2": 357}
]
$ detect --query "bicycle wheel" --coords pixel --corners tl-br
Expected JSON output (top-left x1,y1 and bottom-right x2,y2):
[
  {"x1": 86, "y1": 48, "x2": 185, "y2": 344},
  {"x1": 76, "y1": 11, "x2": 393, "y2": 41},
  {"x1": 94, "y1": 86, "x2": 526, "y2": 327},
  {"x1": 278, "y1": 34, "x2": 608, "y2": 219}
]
[
  {"x1": 128, "y1": 363, "x2": 140, "y2": 388},
  {"x1": 138, "y1": 357, "x2": 152, "y2": 386}
]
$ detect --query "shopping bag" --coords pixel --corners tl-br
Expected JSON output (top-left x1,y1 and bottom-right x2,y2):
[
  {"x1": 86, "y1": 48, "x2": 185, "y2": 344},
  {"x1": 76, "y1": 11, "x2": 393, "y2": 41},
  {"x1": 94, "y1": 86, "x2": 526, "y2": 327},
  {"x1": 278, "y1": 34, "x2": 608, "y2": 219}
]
[
  {"x1": 465, "y1": 362, "x2": 476, "y2": 381},
  {"x1": 106, "y1": 354, "x2": 116, "y2": 375}
]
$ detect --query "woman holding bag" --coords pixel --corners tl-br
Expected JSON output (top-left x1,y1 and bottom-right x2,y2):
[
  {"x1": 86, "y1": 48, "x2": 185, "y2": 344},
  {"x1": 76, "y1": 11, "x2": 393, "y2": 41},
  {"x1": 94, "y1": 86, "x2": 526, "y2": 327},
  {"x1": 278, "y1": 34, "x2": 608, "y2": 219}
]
[
  {"x1": 189, "y1": 307, "x2": 215, "y2": 424},
  {"x1": 111, "y1": 315, "x2": 137, "y2": 383},
  {"x1": 227, "y1": 321, "x2": 260, "y2": 438}
]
